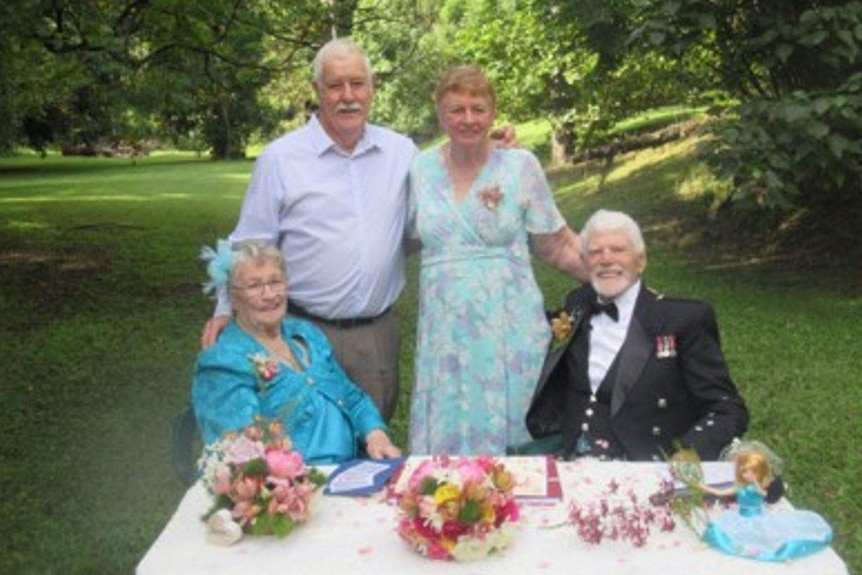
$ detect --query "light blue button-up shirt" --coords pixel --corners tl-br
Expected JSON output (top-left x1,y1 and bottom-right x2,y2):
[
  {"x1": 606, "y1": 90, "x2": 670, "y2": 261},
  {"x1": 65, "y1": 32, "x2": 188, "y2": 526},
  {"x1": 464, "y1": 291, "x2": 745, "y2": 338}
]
[{"x1": 216, "y1": 115, "x2": 418, "y2": 319}]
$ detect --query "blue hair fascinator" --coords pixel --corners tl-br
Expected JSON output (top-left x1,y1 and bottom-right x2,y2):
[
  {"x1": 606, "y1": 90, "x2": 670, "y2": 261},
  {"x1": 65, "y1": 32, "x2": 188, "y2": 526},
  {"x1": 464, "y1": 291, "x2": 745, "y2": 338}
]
[{"x1": 200, "y1": 239, "x2": 237, "y2": 295}]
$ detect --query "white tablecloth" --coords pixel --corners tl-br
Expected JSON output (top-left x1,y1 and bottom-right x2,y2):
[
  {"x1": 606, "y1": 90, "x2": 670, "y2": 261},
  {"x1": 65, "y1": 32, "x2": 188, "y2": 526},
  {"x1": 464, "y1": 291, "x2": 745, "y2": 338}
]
[{"x1": 137, "y1": 458, "x2": 848, "y2": 575}]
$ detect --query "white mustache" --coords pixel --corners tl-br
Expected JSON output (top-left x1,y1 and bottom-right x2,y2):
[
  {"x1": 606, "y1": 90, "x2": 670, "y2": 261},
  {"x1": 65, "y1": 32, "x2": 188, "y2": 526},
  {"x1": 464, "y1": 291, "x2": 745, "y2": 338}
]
[{"x1": 336, "y1": 103, "x2": 362, "y2": 113}]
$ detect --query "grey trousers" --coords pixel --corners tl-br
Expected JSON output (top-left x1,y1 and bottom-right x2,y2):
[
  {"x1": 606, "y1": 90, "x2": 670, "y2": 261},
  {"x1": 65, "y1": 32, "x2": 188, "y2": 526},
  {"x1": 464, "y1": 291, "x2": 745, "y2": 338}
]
[{"x1": 310, "y1": 309, "x2": 401, "y2": 423}]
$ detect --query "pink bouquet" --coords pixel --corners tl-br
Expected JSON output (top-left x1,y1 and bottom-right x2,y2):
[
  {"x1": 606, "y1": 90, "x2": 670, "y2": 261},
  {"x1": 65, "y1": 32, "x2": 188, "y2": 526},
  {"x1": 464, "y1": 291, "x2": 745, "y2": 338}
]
[
  {"x1": 198, "y1": 418, "x2": 325, "y2": 544},
  {"x1": 396, "y1": 456, "x2": 521, "y2": 561}
]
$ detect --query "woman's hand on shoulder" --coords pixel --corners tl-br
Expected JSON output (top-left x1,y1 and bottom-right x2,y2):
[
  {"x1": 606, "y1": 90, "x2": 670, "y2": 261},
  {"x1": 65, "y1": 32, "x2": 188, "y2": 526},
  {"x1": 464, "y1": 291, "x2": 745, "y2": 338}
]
[
  {"x1": 532, "y1": 226, "x2": 589, "y2": 282},
  {"x1": 364, "y1": 429, "x2": 402, "y2": 459}
]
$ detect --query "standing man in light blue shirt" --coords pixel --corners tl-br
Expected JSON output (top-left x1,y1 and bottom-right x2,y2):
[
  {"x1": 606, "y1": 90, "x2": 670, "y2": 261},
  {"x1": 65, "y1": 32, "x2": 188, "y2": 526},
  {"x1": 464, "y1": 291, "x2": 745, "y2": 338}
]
[{"x1": 201, "y1": 38, "x2": 417, "y2": 422}]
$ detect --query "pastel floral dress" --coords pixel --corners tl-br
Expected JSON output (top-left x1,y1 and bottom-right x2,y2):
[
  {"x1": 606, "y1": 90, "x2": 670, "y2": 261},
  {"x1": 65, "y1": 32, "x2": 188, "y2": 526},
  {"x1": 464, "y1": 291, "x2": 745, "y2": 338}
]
[{"x1": 408, "y1": 147, "x2": 566, "y2": 455}]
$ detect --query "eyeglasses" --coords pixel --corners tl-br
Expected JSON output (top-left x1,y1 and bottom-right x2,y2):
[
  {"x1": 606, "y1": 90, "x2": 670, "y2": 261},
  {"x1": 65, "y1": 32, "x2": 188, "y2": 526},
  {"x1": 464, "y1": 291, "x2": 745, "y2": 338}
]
[{"x1": 231, "y1": 279, "x2": 286, "y2": 297}]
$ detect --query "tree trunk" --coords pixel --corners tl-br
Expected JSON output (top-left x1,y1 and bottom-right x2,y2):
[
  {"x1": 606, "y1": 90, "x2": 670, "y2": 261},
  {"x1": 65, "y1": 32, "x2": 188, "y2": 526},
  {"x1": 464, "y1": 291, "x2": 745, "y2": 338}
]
[{"x1": 551, "y1": 128, "x2": 573, "y2": 166}]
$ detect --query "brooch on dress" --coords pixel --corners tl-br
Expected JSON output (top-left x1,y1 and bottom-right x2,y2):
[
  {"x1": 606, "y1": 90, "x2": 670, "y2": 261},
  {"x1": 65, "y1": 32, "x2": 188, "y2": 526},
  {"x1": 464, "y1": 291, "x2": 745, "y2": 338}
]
[{"x1": 477, "y1": 185, "x2": 503, "y2": 210}]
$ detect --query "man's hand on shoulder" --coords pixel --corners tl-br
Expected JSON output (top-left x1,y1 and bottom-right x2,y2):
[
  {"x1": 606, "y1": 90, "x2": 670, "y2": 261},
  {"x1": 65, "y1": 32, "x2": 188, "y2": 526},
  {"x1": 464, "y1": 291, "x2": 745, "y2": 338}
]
[
  {"x1": 201, "y1": 315, "x2": 230, "y2": 349},
  {"x1": 490, "y1": 124, "x2": 518, "y2": 149}
]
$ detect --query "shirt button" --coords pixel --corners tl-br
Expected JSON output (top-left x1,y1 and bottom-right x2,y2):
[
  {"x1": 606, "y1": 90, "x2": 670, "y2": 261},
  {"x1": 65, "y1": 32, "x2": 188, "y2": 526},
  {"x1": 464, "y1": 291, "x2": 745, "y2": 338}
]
[
  {"x1": 657, "y1": 398, "x2": 667, "y2": 409},
  {"x1": 306, "y1": 377, "x2": 314, "y2": 386},
  {"x1": 652, "y1": 426, "x2": 661, "y2": 436},
  {"x1": 581, "y1": 423, "x2": 590, "y2": 432},
  {"x1": 585, "y1": 408, "x2": 594, "y2": 417}
]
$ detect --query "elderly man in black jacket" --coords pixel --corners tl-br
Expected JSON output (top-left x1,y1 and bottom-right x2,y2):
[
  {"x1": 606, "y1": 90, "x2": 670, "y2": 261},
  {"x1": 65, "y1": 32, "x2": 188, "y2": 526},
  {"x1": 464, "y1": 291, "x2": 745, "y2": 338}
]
[{"x1": 525, "y1": 209, "x2": 748, "y2": 461}]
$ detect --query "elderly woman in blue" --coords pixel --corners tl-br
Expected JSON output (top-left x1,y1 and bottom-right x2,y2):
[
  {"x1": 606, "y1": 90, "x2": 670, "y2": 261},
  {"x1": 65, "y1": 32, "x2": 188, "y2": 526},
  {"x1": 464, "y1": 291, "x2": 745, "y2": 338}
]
[{"x1": 192, "y1": 240, "x2": 401, "y2": 465}]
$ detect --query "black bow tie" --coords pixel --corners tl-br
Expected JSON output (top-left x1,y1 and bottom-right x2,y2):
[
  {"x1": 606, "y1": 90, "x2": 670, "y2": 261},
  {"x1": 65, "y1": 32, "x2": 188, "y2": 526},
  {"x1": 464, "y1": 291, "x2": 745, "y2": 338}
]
[{"x1": 592, "y1": 300, "x2": 619, "y2": 321}]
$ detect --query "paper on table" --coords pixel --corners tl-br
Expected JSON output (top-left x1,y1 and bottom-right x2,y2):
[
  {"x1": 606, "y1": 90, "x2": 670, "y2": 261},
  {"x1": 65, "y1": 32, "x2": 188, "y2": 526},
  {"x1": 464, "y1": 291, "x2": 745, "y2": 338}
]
[
  {"x1": 658, "y1": 461, "x2": 736, "y2": 489},
  {"x1": 506, "y1": 456, "x2": 562, "y2": 502},
  {"x1": 324, "y1": 457, "x2": 406, "y2": 496}
]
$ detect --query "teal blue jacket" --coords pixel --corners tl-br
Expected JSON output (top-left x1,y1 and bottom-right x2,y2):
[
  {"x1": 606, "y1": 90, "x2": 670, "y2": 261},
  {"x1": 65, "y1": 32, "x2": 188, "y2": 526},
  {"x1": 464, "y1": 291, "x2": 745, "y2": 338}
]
[{"x1": 192, "y1": 318, "x2": 386, "y2": 464}]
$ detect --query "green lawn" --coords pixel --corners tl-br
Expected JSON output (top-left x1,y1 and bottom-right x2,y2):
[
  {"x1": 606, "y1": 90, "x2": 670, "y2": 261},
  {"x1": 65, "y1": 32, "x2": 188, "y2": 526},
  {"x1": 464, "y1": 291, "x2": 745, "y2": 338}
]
[{"x1": 1, "y1": 141, "x2": 859, "y2": 574}]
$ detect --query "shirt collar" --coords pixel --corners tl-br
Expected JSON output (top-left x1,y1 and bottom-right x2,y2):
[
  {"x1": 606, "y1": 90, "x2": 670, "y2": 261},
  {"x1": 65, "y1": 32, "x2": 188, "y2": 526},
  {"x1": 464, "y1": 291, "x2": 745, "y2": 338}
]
[
  {"x1": 612, "y1": 279, "x2": 641, "y2": 325},
  {"x1": 308, "y1": 113, "x2": 381, "y2": 157}
]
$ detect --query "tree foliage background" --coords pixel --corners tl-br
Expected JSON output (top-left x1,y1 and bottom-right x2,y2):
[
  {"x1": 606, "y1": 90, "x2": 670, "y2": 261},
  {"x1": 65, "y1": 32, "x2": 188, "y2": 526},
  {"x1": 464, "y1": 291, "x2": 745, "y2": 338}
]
[
  {"x1": 633, "y1": 0, "x2": 862, "y2": 237},
  {"x1": 1, "y1": 0, "x2": 860, "y2": 235}
]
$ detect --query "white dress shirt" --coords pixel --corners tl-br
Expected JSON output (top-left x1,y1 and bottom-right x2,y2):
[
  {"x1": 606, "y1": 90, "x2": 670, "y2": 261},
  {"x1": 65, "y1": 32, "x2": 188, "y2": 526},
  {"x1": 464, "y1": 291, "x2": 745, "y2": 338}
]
[
  {"x1": 588, "y1": 280, "x2": 641, "y2": 393},
  {"x1": 216, "y1": 115, "x2": 418, "y2": 319}
]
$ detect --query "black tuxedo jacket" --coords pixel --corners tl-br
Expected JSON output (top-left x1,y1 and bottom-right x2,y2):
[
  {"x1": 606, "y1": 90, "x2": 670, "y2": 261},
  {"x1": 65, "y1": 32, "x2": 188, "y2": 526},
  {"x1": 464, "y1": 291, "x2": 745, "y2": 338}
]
[{"x1": 526, "y1": 283, "x2": 748, "y2": 461}]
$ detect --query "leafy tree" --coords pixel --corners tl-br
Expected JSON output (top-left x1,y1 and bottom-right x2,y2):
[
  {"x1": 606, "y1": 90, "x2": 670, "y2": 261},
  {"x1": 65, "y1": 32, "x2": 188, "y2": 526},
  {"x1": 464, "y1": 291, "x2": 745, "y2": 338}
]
[
  {"x1": 0, "y1": 1, "x2": 109, "y2": 154},
  {"x1": 359, "y1": 0, "x2": 714, "y2": 159},
  {"x1": 532, "y1": 0, "x2": 721, "y2": 159},
  {"x1": 352, "y1": 0, "x2": 443, "y2": 142},
  {"x1": 2, "y1": 0, "x2": 353, "y2": 157},
  {"x1": 135, "y1": 1, "x2": 280, "y2": 158},
  {"x1": 634, "y1": 0, "x2": 862, "y2": 228}
]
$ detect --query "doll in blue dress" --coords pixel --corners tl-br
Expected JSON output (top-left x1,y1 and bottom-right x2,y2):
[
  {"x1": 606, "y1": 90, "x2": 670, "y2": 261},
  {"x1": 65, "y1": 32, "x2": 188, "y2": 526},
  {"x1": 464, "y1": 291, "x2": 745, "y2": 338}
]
[{"x1": 700, "y1": 441, "x2": 833, "y2": 562}]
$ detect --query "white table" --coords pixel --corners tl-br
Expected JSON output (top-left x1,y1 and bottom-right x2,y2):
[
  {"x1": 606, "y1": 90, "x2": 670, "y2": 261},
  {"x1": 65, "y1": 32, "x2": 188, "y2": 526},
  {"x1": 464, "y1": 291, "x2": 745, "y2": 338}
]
[{"x1": 137, "y1": 458, "x2": 848, "y2": 575}]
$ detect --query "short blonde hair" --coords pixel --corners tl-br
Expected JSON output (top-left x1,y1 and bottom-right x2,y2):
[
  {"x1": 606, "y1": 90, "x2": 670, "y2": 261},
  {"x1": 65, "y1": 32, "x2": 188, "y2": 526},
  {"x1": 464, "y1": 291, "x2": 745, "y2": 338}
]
[{"x1": 433, "y1": 65, "x2": 496, "y2": 112}]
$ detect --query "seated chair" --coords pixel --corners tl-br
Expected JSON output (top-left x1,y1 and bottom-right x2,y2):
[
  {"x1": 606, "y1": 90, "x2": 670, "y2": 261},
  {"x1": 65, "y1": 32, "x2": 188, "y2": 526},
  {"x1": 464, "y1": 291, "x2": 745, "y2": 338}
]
[{"x1": 172, "y1": 403, "x2": 200, "y2": 486}]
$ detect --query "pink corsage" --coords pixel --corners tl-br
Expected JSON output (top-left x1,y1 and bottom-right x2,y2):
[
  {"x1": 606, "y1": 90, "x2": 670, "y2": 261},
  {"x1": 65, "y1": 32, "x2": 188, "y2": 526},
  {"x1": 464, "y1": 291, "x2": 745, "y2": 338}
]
[
  {"x1": 250, "y1": 353, "x2": 279, "y2": 391},
  {"x1": 477, "y1": 185, "x2": 503, "y2": 210}
]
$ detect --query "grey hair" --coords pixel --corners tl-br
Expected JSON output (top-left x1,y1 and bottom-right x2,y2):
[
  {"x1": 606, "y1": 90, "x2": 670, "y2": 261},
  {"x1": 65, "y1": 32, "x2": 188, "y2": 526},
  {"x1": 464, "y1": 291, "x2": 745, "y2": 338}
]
[
  {"x1": 230, "y1": 240, "x2": 285, "y2": 282},
  {"x1": 580, "y1": 209, "x2": 646, "y2": 258},
  {"x1": 311, "y1": 38, "x2": 373, "y2": 85}
]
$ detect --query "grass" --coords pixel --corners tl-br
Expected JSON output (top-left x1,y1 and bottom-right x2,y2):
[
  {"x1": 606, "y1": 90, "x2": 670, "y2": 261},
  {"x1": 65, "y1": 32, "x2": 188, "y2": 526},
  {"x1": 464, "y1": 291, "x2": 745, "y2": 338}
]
[
  {"x1": 609, "y1": 104, "x2": 709, "y2": 136},
  {"x1": 1, "y1": 136, "x2": 860, "y2": 575}
]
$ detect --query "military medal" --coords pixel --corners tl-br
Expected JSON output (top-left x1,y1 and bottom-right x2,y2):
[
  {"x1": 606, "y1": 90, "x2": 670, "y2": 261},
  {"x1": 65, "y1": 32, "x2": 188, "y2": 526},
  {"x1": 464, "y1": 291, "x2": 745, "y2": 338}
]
[{"x1": 655, "y1": 334, "x2": 677, "y2": 358}]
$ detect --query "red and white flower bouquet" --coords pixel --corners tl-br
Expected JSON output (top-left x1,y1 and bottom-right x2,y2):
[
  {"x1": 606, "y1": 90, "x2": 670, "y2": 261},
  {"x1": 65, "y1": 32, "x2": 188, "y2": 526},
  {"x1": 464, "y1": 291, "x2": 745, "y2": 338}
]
[
  {"x1": 198, "y1": 418, "x2": 325, "y2": 545},
  {"x1": 396, "y1": 456, "x2": 521, "y2": 561}
]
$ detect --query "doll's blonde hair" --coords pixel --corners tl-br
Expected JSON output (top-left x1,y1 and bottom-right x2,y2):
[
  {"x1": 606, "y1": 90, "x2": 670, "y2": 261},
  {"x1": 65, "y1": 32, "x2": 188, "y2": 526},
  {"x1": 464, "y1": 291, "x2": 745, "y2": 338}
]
[{"x1": 735, "y1": 450, "x2": 772, "y2": 488}]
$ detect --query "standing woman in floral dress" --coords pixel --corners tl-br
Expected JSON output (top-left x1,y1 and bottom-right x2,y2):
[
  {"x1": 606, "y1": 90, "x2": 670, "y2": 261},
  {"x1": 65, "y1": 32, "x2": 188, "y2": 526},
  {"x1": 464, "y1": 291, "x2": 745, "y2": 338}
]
[{"x1": 408, "y1": 65, "x2": 588, "y2": 455}]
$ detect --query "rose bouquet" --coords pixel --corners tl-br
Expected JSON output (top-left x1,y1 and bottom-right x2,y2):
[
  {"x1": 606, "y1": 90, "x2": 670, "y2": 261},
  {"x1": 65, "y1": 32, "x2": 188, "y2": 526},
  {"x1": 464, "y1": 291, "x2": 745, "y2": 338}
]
[
  {"x1": 396, "y1": 456, "x2": 521, "y2": 561},
  {"x1": 198, "y1": 418, "x2": 325, "y2": 545}
]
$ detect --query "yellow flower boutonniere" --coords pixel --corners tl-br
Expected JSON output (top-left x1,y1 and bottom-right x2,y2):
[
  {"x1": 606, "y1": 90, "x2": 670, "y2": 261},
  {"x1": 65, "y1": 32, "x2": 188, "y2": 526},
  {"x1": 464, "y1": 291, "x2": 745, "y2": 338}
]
[{"x1": 550, "y1": 310, "x2": 574, "y2": 350}]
